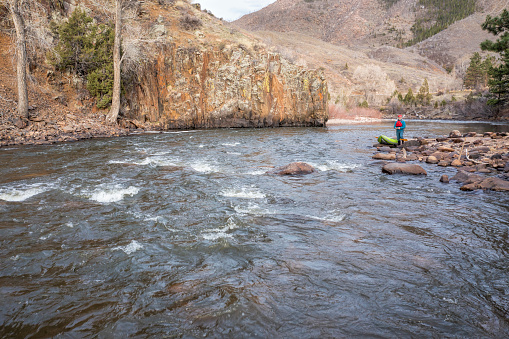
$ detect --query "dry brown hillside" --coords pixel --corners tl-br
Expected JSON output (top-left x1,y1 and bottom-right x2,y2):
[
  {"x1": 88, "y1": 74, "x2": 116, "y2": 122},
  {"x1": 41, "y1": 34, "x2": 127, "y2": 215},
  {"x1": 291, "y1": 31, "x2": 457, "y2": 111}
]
[{"x1": 233, "y1": 0, "x2": 508, "y2": 111}]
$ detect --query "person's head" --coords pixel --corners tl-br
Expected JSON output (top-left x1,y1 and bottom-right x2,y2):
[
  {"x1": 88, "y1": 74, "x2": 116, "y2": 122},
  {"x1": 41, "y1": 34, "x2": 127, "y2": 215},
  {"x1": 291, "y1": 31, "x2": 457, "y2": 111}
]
[{"x1": 397, "y1": 115, "x2": 402, "y2": 120}]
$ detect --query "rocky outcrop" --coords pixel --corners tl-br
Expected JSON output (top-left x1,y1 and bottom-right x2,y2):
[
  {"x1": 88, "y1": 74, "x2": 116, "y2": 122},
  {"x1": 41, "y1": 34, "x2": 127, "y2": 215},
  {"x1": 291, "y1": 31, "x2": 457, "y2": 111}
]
[
  {"x1": 269, "y1": 162, "x2": 316, "y2": 175},
  {"x1": 124, "y1": 44, "x2": 328, "y2": 129}
]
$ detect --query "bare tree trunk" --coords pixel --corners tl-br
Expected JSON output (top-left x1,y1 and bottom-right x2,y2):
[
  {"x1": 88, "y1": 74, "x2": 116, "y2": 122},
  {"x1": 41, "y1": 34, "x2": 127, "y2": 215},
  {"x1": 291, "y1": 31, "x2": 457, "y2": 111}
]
[
  {"x1": 8, "y1": 0, "x2": 29, "y2": 119},
  {"x1": 106, "y1": 0, "x2": 122, "y2": 124}
]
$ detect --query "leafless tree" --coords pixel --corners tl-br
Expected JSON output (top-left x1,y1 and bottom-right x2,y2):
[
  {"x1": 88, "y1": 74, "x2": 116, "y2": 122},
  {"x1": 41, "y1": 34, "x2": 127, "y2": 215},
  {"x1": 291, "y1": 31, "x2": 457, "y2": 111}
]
[
  {"x1": 6, "y1": 0, "x2": 29, "y2": 119},
  {"x1": 353, "y1": 64, "x2": 396, "y2": 105},
  {"x1": 106, "y1": 0, "x2": 122, "y2": 124}
]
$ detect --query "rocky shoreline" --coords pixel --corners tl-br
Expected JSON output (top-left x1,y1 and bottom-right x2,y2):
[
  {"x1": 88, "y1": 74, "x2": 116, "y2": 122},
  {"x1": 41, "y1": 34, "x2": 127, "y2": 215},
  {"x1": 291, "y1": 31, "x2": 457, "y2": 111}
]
[
  {"x1": 373, "y1": 130, "x2": 509, "y2": 192},
  {"x1": 0, "y1": 113, "x2": 135, "y2": 147}
]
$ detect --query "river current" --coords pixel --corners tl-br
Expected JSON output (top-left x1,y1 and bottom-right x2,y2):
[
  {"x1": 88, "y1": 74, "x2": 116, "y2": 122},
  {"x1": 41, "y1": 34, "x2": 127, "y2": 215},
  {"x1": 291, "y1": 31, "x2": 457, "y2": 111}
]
[{"x1": 1, "y1": 121, "x2": 508, "y2": 338}]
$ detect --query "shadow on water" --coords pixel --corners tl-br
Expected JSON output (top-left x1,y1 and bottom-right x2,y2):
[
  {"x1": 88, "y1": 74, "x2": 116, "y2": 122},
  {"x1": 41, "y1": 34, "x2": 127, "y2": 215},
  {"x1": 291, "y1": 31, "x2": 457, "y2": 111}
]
[{"x1": 0, "y1": 121, "x2": 508, "y2": 337}]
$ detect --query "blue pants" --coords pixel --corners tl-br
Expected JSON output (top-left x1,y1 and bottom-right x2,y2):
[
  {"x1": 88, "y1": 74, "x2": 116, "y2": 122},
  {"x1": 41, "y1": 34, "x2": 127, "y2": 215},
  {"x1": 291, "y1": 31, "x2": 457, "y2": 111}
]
[{"x1": 396, "y1": 129, "x2": 404, "y2": 141}]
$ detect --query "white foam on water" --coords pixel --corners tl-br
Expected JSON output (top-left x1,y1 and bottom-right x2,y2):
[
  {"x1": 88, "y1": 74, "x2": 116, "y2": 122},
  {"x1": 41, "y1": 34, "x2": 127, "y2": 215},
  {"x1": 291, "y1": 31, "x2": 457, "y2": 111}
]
[
  {"x1": 110, "y1": 155, "x2": 180, "y2": 167},
  {"x1": 245, "y1": 169, "x2": 267, "y2": 176},
  {"x1": 162, "y1": 130, "x2": 199, "y2": 134},
  {"x1": 309, "y1": 160, "x2": 361, "y2": 172},
  {"x1": 306, "y1": 211, "x2": 347, "y2": 223},
  {"x1": 221, "y1": 186, "x2": 266, "y2": 199},
  {"x1": 89, "y1": 186, "x2": 139, "y2": 203},
  {"x1": 112, "y1": 240, "x2": 143, "y2": 254},
  {"x1": 222, "y1": 142, "x2": 240, "y2": 147},
  {"x1": 234, "y1": 202, "x2": 275, "y2": 216},
  {"x1": 0, "y1": 186, "x2": 48, "y2": 202},
  {"x1": 190, "y1": 162, "x2": 220, "y2": 173},
  {"x1": 202, "y1": 218, "x2": 238, "y2": 240}
]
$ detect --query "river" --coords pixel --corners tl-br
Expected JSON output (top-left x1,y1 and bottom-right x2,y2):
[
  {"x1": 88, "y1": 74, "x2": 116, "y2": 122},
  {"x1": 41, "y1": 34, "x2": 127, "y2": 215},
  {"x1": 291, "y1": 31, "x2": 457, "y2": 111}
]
[{"x1": 1, "y1": 120, "x2": 508, "y2": 338}]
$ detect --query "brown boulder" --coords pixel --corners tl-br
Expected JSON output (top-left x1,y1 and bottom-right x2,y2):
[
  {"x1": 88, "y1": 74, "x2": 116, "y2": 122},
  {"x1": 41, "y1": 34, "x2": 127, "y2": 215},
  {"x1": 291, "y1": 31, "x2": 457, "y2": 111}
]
[
  {"x1": 426, "y1": 156, "x2": 439, "y2": 164},
  {"x1": 373, "y1": 153, "x2": 396, "y2": 160},
  {"x1": 451, "y1": 159, "x2": 462, "y2": 167},
  {"x1": 382, "y1": 163, "x2": 427, "y2": 176},
  {"x1": 461, "y1": 177, "x2": 509, "y2": 192},
  {"x1": 440, "y1": 175, "x2": 449, "y2": 183},
  {"x1": 449, "y1": 130, "x2": 462, "y2": 138},
  {"x1": 438, "y1": 146, "x2": 455, "y2": 152},
  {"x1": 270, "y1": 162, "x2": 316, "y2": 175},
  {"x1": 451, "y1": 171, "x2": 483, "y2": 184}
]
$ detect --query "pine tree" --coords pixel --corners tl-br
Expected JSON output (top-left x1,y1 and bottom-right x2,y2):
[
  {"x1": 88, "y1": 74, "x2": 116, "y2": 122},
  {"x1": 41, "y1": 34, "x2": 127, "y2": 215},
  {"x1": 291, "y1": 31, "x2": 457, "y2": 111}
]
[
  {"x1": 464, "y1": 52, "x2": 484, "y2": 89},
  {"x1": 416, "y1": 78, "x2": 432, "y2": 105},
  {"x1": 404, "y1": 88, "x2": 415, "y2": 105},
  {"x1": 481, "y1": 9, "x2": 509, "y2": 108}
]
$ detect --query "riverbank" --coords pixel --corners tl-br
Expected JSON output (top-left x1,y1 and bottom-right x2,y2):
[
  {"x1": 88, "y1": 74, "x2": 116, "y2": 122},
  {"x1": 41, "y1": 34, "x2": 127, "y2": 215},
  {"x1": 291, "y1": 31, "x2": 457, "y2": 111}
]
[{"x1": 372, "y1": 130, "x2": 509, "y2": 191}]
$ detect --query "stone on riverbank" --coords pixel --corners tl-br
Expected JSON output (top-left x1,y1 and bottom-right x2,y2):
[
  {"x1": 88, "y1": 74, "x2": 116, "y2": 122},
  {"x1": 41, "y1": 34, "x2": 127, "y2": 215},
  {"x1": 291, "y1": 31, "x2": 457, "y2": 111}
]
[{"x1": 382, "y1": 163, "x2": 427, "y2": 176}]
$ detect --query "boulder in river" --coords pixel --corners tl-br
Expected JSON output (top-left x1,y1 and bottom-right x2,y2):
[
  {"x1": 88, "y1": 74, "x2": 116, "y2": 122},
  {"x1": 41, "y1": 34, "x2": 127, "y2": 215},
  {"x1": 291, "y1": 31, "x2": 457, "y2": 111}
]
[
  {"x1": 382, "y1": 163, "x2": 427, "y2": 176},
  {"x1": 373, "y1": 153, "x2": 396, "y2": 160},
  {"x1": 270, "y1": 162, "x2": 316, "y2": 175},
  {"x1": 461, "y1": 177, "x2": 509, "y2": 192}
]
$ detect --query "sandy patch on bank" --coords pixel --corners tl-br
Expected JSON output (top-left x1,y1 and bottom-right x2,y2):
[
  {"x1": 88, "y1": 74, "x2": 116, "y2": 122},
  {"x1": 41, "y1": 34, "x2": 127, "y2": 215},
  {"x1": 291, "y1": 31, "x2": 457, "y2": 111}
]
[{"x1": 327, "y1": 118, "x2": 383, "y2": 125}]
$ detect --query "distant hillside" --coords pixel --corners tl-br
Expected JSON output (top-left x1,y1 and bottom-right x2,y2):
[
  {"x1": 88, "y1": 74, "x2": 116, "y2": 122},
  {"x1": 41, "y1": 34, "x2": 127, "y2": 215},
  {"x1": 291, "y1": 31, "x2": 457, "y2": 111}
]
[
  {"x1": 232, "y1": 0, "x2": 507, "y2": 108},
  {"x1": 234, "y1": 0, "x2": 506, "y2": 63}
]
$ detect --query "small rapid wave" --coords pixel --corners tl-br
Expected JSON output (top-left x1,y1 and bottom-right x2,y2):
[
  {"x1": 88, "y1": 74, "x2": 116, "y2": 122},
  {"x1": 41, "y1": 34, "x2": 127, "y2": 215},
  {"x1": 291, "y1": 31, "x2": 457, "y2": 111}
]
[
  {"x1": 88, "y1": 185, "x2": 139, "y2": 203},
  {"x1": 112, "y1": 240, "x2": 143, "y2": 254},
  {"x1": 0, "y1": 185, "x2": 49, "y2": 202},
  {"x1": 221, "y1": 186, "x2": 266, "y2": 199},
  {"x1": 202, "y1": 218, "x2": 238, "y2": 240},
  {"x1": 309, "y1": 160, "x2": 361, "y2": 172}
]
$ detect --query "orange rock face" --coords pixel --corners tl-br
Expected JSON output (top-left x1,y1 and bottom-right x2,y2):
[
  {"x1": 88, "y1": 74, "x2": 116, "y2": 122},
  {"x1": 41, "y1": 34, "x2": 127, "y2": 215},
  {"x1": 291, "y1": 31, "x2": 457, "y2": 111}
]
[{"x1": 124, "y1": 45, "x2": 329, "y2": 129}]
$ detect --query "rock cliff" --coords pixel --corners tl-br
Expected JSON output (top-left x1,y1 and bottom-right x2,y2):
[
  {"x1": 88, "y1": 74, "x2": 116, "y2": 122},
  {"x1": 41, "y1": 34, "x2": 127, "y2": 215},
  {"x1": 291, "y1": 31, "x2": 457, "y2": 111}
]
[{"x1": 125, "y1": 44, "x2": 328, "y2": 129}]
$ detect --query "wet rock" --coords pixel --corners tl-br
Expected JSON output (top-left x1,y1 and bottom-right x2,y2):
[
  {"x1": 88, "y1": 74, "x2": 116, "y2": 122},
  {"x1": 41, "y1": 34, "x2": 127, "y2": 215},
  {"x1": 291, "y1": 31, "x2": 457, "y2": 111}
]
[
  {"x1": 438, "y1": 146, "x2": 455, "y2": 152},
  {"x1": 440, "y1": 175, "x2": 449, "y2": 183},
  {"x1": 437, "y1": 160, "x2": 450, "y2": 167},
  {"x1": 372, "y1": 153, "x2": 396, "y2": 160},
  {"x1": 436, "y1": 137, "x2": 448, "y2": 142},
  {"x1": 382, "y1": 163, "x2": 427, "y2": 176},
  {"x1": 451, "y1": 171, "x2": 483, "y2": 184},
  {"x1": 491, "y1": 153, "x2": 502, "y2": 160},
  {"x1": 377, "y1": 146, "x2": 392, "y2": 153},
  {"x1": 426, "y1": 155, "x2": 439, "y2": 164},
  {"x1": 452, "y1": 138, "x2": 465, "y2": 143},
  {"x1": 461, "y1": 177, "x2": 509, "y2": 192},
  {"x1": 449, "y1": 130, "x2": 462, "y2": 138},
  {"x1": 473, "y1": 146, "x2": 490, "y2": 153},
  {"x1": 451, "y1": 159, "x2": 462, "y2": 167},
  {"x1": 402, "y1": 139, "x2": 420, "y2": 147},
  {"x1": 270, "y1": 162, "x2": 315, "y2": 175}
]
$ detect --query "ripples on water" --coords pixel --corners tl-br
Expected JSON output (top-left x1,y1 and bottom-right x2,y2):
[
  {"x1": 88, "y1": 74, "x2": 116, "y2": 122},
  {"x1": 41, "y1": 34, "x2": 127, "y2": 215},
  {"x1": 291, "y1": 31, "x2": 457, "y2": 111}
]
[{"x1": 0, "y1": 121, "x2": 508, "y2": 337}]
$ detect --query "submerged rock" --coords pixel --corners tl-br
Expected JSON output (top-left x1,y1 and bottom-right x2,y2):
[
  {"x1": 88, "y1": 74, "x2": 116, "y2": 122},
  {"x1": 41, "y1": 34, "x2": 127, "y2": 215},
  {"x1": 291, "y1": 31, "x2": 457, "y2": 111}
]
[
  {"x1": 270, "y1": 162, "x2": 316, "y2": 175},
  {"x1": 382, "y1": 163, "x2": 427, "y2": 176}
]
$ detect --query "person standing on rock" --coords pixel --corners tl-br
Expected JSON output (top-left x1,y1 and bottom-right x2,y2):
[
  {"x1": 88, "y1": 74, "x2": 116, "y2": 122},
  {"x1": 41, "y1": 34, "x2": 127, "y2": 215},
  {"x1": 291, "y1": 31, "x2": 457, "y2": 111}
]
[{"x1": 394, "y1": 115, "x2": 406, "y2": 145}]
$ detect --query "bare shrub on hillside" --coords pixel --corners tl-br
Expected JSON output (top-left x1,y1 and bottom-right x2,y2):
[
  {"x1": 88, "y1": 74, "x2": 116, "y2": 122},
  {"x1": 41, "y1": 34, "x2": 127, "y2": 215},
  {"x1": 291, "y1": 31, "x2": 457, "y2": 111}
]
[
  {"x1": 180, "y1": 13, "x2": 202, "y2": 30},
  {"x1": 353, "y1": 64, "x2": 396, "y2": 106}
]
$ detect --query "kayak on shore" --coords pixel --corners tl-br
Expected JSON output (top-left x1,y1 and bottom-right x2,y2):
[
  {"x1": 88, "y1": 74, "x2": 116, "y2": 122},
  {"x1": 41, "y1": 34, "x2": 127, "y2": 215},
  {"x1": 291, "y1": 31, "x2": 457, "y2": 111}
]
[{"x1": 377, "y1": 135, "x2": 398, "y2": 145}]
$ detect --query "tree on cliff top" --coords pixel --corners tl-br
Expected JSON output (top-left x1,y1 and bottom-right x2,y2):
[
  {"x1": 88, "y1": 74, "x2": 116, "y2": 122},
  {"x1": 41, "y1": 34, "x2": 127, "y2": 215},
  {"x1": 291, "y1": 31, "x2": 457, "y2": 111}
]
[
  {"x1": 6, "y1": 0, "x2": 29, "y2": 119},
  {"x1": 481, "y1": 9, "x2": 509, "y2": 110}
]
